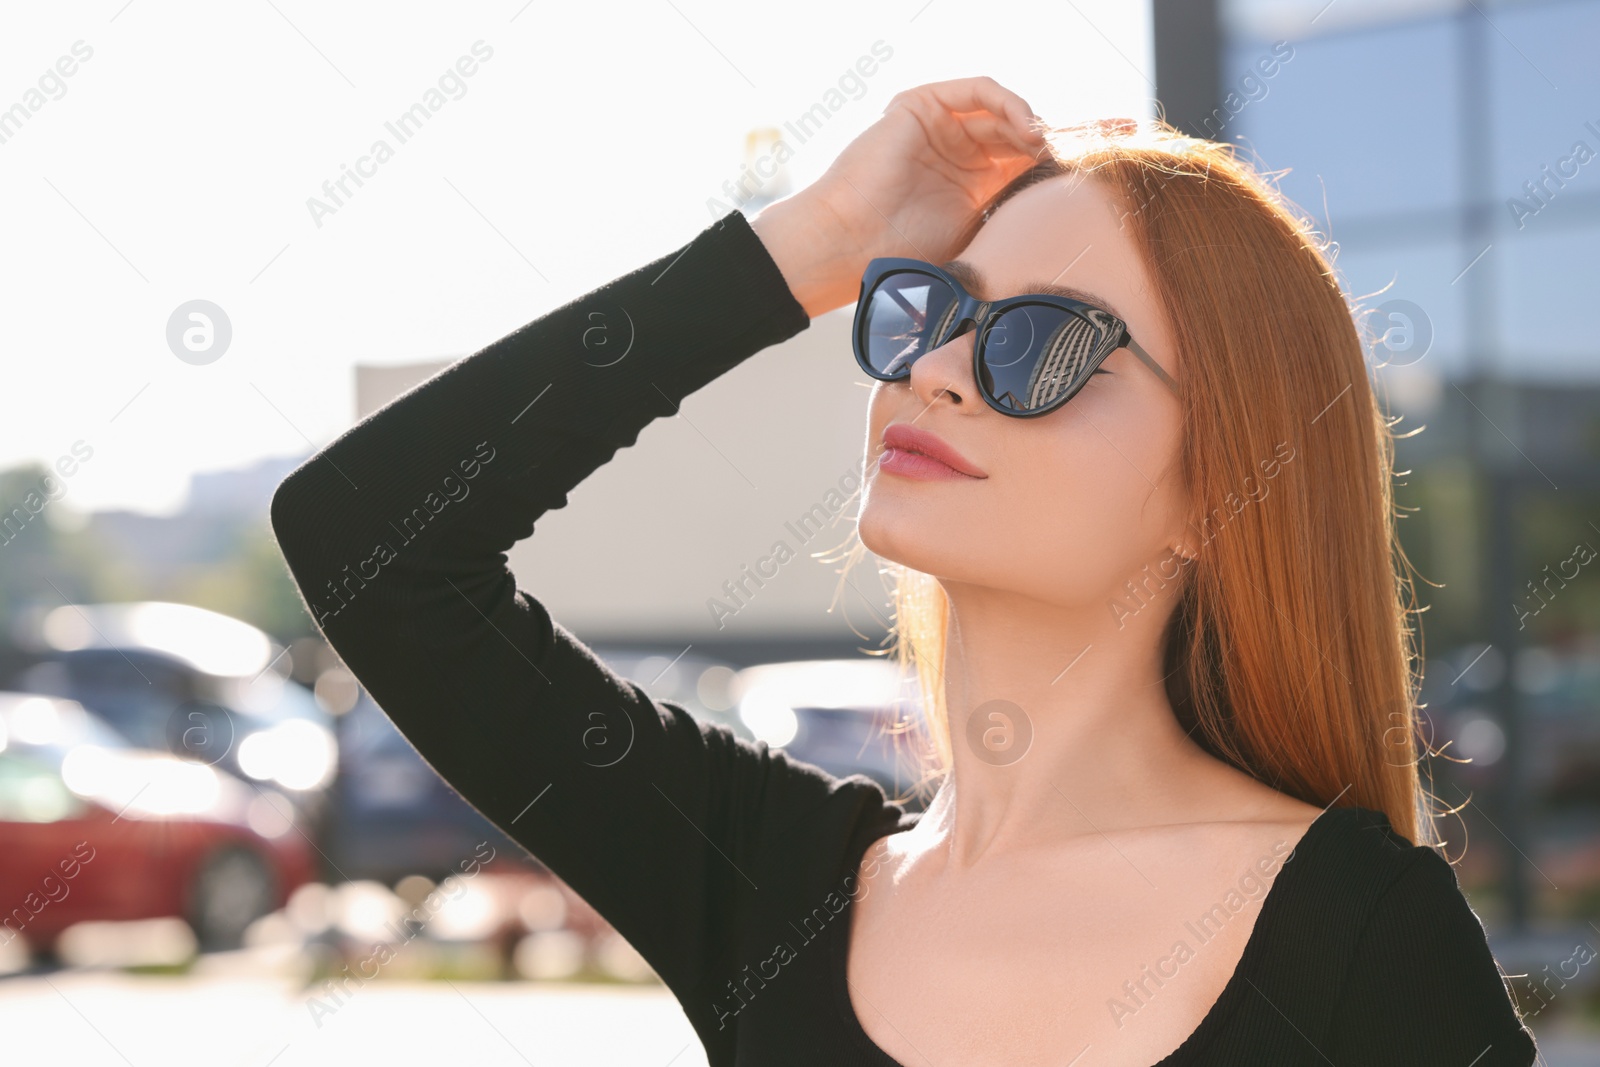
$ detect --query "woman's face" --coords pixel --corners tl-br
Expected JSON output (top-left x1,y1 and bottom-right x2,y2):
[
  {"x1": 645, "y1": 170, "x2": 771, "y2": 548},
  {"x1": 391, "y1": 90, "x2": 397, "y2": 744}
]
[{"x1": 859, "y1": 173, "x2": 1190, "y2": 610}]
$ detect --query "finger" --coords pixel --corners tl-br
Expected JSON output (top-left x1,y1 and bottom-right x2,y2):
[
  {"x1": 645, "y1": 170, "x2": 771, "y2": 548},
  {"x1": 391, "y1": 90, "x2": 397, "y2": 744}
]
[
  {"x1": 992, "y1": 94, "x2": 1042, "y2": 145},
  {"x1": 885, "y1": 89, "x2": 1034, "y2": 164},
  {"x1": 960, "y1": 111, "x2": 1045, "y2": 159},
  {"x1": 917, "y1": 76, "x2": 1041, "y2": 144},
  {"x1": 1012, "y1": 103, "x2": 1045, "y2": 144},
  {"x1": 908, "y1": 75, "x2": 1029, "y2": 119}
]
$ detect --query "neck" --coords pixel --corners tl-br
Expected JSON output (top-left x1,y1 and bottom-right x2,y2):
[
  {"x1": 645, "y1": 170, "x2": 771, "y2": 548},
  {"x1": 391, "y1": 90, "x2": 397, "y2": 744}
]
[{"x1": 910, "y1": 578, "x2": 1239, "y2": 871}]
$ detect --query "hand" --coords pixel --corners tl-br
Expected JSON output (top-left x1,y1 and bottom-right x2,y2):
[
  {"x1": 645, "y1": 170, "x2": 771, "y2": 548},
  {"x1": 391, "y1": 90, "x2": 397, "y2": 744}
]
[{"x1": 751, "y1": 76, "x2": 1045, "y2": 318}]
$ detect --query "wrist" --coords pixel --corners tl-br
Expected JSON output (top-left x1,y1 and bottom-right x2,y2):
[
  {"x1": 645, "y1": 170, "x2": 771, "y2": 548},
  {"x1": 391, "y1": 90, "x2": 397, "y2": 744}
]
[{"x1": 749, "y1": 194, "x2": 862, "y2": 319}]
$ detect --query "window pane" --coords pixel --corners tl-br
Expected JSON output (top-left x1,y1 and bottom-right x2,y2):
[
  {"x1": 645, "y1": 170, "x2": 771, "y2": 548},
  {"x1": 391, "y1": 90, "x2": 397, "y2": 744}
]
[
  {"x1": 1224, "y1": 19, "x2": 1461, "y2": 224},
  {"x1": 1498, "y1": 221, "x2": 1600, "y2": 380},
  {"x1": 1330, "y1": 237, "x2": 1470, "y2": 377},
  {"x1": 1490, "y1": 2, "x2": 1600, "y2": 199}
]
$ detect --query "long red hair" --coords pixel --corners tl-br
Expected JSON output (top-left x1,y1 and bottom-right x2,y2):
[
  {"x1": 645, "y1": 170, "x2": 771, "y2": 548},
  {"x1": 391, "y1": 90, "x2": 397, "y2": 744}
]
[{"x1": 831, "y1": 118, "x2": 1432, "y2": 845}]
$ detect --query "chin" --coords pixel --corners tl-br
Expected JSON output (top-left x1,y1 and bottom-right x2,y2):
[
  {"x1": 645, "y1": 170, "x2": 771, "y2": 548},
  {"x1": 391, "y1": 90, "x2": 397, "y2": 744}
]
[{"x1": 857, "y1": 491, "x2": 949, "y2": 574}]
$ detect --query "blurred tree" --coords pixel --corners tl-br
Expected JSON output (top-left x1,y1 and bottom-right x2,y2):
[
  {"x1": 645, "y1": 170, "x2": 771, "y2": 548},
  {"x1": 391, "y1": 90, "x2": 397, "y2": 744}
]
[
  {"x1": 0, "y1": 462, "x2": 317, "y2": 652},
  {"x1": 171, "y1": 519, "x2": 317, "y2": 643},
  {"x1": 0, "y1": 463, "x2": 122, "y2": 636}
]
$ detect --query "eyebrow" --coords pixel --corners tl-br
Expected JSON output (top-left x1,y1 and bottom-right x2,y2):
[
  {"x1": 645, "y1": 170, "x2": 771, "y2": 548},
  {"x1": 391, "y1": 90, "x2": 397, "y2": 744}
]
[{"x1": 942, "y1": 259, "x2": 1127, "y2": 322}]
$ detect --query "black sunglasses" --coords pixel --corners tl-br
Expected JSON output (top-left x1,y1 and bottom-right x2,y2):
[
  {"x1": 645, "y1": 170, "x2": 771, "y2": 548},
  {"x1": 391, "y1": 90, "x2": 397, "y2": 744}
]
[{"x1": 852, "y1": 257, "x2": 1178, "y2": 417}]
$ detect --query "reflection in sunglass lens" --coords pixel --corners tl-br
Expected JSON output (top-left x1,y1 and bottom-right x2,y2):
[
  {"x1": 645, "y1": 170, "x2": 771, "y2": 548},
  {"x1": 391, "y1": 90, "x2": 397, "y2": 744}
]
[
  {"x1": 979, "y1": 304, "x2": 1109, "y2": 413},
  {"x1": 862, "y1": 272, "x2": 959, "y2": 376}
]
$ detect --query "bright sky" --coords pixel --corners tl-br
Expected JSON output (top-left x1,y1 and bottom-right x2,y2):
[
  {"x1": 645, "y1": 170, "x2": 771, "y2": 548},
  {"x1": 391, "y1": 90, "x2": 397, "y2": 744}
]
[{"x1": 2, "y1": 0, "x2": 1151, "y2": 517}]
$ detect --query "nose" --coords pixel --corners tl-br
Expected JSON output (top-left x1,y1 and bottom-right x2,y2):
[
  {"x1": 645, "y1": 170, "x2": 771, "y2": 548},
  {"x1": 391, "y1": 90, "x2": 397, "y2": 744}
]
[{"x1": 906, "y1": 318, "x2": 980, "y2": 410}]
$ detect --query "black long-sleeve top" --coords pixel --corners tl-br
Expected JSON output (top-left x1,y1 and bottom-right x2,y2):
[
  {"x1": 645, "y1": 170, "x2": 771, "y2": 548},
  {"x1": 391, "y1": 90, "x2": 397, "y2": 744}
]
[{"x1": 269, "y1": 208, "x2": 1540, "y2": 1066}]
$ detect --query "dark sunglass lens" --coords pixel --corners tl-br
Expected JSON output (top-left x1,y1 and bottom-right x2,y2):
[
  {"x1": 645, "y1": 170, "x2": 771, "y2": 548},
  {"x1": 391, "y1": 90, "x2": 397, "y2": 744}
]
[
  {"x1": 979, "y1": 304, "x2": 1109, "y2": 413},
  {"x1": 862, "y1": 272, "x2": 959, "y2": 376}
]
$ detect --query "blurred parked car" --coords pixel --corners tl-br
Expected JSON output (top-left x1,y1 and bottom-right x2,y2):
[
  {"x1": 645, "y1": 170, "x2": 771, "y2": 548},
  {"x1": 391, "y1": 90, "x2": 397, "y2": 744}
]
[
  {"x1": 589, "y1": 645, "x2": 750, "y2": 739},
  {"x1": 1427, "y1": 642, "x2": 1600, "y2": 799},
  {"x1": 324, "y1": 685, "x2": 530, "y2": 886},
  {"x1": 1423, "y1": 640, "x2": 1600, "y2": 888},
  {"x1": 5, "y1": 602, "x2": 339, "y2": 828},
  {"x1": 729, "y1": 658, "x2": 929, "y2": 811},
  {"x1": 325, "y1": 646, "x2": 743, "y2": 885},
  {"x1": 0, "y1": 691, "x2": 316, "y2": 957}
]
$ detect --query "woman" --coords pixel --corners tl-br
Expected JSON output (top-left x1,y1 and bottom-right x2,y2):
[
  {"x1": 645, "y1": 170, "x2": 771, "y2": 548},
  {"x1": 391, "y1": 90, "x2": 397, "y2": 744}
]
[{"x1": 271, "y1": 77, "x2": 1538, "y2": 1065}]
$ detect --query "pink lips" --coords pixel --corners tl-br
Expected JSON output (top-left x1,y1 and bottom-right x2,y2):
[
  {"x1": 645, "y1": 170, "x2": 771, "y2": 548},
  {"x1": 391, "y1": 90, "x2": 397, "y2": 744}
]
[{"x1": 879, "y1": 424, "x2": 987, "y2": 480}]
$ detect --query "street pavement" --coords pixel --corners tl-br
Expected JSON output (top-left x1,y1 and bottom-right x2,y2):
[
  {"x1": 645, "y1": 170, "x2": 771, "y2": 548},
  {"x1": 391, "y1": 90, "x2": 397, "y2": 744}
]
[
  {"x1": 1, "y1": 954, "x2": 1597, "y2": 1066},
  {"x1": 0, "y1": 965, "x2": 712, "y2": 1067}
]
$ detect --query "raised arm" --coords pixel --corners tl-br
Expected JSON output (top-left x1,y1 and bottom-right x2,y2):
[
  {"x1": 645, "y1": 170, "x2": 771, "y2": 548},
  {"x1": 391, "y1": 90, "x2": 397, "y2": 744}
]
[
  {"x1": 270, "y1": 77, "x2": 1045, "y2": 1057},
  {"x1": 268, "y1": 208, "x2": 819, "y2": 980}
]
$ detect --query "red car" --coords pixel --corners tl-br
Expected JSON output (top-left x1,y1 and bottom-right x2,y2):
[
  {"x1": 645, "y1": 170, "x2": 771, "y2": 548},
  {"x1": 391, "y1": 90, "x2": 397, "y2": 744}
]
[{"x1": 0, "y1": 691, "x2": 316, "y2": 961}]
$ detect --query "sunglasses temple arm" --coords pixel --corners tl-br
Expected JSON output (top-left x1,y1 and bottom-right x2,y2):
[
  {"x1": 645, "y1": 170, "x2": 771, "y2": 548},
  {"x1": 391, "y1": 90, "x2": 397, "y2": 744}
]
[{"x1": 1126, "y1": 335, "x2": 1179, "y2": 394}]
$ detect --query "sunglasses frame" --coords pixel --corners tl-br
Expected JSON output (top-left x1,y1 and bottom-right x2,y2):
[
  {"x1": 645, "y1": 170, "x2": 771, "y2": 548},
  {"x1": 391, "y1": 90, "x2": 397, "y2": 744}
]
[{"x1": 852, "y1": 256, "x2": 1179, "y2": 418}]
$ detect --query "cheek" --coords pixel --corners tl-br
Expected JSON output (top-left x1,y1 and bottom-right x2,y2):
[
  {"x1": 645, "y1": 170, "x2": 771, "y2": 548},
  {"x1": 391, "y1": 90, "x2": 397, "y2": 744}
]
[
  {"x1": 864, "y1": 383, "x2": 891, "y2": 450},
  {"x1": 860, "y1": 393, "x2": 1186, "y2": 607},
  {"x1": 982, "y1": 420, "x2": 1161, "y2": 600},
  {"x1": 1025, "y1": 402, "x2": 1187, "y2": 593}
]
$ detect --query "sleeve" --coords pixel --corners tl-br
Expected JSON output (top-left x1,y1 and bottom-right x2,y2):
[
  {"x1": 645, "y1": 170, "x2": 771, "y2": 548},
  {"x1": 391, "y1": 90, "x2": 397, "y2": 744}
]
[
  {"x1": 267, "y1": 209, "x2": 860, "y2": 1015},
  {"x1": 1326, "y1": 846, "x2": 1539, "y2": 1066}
]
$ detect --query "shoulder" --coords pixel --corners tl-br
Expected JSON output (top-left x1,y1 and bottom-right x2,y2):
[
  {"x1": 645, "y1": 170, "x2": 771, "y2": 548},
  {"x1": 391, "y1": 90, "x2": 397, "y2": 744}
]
[
  {"x1": 708, "y1": 718, "x2": 916, "y2": 886},
  {"x1": 1297, "y1": 807, "x2": 1540, "y2": 1066}
]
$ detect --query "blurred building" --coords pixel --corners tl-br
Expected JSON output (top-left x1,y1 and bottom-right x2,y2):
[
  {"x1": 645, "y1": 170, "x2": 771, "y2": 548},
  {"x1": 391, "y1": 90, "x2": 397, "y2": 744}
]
[
  {"x1": 352, "y1": 136, "x2": 891, "y2": 670},
  {"x1": 187, "y1": 455, "x2": 306, "y2": 517},
  {"x1": 61, "y1": 456, "x2": 304, "y2": 586},
  {"x1": 1155, "y1": 0, "x2": 1600, "y2": 1015}
]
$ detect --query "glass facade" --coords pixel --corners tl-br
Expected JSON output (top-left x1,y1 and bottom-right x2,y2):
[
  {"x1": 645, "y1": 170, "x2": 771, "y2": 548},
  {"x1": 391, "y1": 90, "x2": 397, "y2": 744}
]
[
  {"x1": 1210, "y1": 0, "x2": 1600, "y2": 967},
  {"x1": 1221, "y1": 0, "x2": 1600, "y2": 383}
]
